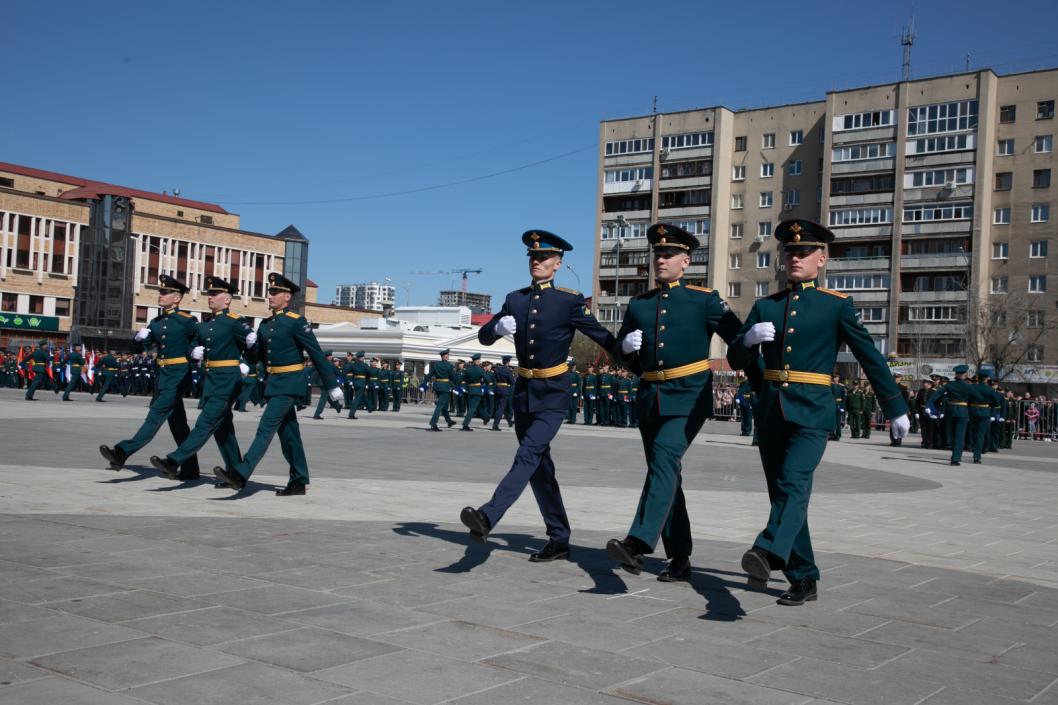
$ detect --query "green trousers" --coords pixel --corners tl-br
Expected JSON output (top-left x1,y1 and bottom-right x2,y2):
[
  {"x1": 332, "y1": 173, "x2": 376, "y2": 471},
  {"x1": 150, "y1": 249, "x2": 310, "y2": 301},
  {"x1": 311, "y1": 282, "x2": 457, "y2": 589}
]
[
  {"x1": 233, "y1": 395, "x2": 308, "y2": 486},
  {"x1": 116, "y1": 372, "x2": 199, "y2": 475},
  {"x1": 969, "y1": 416, "x2": 989, "y2": 461},
  {"x1": 24, "y1": 370, "x2": 55, "y2": 399},
  {"x1": 627, "y1": 412, "x2": 708, "y2": 559},
  {"x1": 462, "y1": 395, "x2": 482, "y2": 428},
  {"x1": 429, "y1": 391, "x2": 452, "y2": 427},
  {"x1": 583, "y1": 397, "x2": 594, "y2": 424},
  {"x1": 168, "y1": 393, "x2": 242, "y2": 470},
  {"x1": 754, "y1": 413, "x2": 829, "y2": 581},
  {"x1": 947, "y1": 416, "x2": 969, "y2": 463},
  {"x1": 62, "y1": 372, "x2": 81, "y2": 400}
]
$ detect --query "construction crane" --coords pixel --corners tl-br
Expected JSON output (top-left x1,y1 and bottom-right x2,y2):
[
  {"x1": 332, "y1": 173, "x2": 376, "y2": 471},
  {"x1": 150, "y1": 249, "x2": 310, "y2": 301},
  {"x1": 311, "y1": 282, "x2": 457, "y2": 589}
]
[{"x1": 409, "y1": 268, "x2": 483, "y2": 293}]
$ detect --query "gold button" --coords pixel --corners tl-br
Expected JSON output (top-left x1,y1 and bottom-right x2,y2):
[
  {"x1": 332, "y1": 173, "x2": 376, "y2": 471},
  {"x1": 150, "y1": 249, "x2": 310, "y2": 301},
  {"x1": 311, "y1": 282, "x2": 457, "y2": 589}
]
[
  {"x1": 786, "y1": 346, "x2": 792, "y2": 352},
  {"x1": 790, "y1": 311, "x2": 798, "y2": 317},
  {"x1": 793, "y1": 295, "x2": 800, "y2": 301},
  {"x1": 531, "y1": 309, "x2": 537, "y2": 314},
  {"x1": 658, "y1": 342, "x2": 665, "y2": 348},
  {"x1": 661, "y1": 309, "x2": 667, "y2": 315},
  {"x1": 788, "y1": 328, "x2": 795, "y2": 333},
  {"x1": 660, "y1": 325, "x2": 666, "y2": 331},
  {"x1": 782, "y1": 382, "x2": 789, "y2": 388},
  {"x1": 529, "y1": 324, "x2": 536, "y2": 329},
  {"x1": 529, "y1": 354, "x2": 535, "y2": 360},
  {"x1": 662, "y1": 293, "x2": 669, "y2": 298},
  {"x1": 784, "y1": 364, "x2": 790, "y2": 370},
  {"x1": 529, "y1": 339, "x2": 535, "y2": 344},
  {"x1": 533, "y1": 295, "x2": 540, "y2": 300},
  {"x1": 658, "y1": 360, "x2": 664, "y2": 366}
]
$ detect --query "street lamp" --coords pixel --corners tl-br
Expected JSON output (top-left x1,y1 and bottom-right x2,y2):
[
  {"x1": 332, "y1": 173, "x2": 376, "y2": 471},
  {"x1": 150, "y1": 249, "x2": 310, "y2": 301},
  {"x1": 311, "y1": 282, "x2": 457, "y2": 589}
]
[{"x1": 564, "y1": 263, "x2": 581, "y2": 291}]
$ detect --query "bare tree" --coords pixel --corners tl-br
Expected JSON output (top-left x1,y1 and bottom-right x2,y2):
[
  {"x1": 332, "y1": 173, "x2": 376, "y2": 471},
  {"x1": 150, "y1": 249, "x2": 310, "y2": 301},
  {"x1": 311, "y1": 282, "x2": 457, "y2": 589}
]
[{"x1": 965, "y1": 292, "x2": 1047, "y2": 381}]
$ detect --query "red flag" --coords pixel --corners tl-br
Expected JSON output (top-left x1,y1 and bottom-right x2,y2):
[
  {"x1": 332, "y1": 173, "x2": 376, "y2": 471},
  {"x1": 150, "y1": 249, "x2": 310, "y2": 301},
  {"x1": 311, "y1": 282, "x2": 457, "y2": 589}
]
[{"x1": 16, "y1": 346, "x2": 27, "y2": 379}]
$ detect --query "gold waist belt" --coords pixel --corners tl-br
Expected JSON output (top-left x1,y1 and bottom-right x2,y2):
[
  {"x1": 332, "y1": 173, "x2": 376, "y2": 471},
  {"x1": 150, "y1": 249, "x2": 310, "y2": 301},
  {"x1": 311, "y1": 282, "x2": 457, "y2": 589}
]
[
  {"x1": 466, "y1": 383, "x2": 482, "y2": 387},
  {"x1": 205, "y1": 359, "x2": 240, "y2": 368},
  {"x1": 970, "y1": 403, "x2": 990, "y2": 408},
  {"x1": 267, "y1": 363, "x2": 305, "y2": 374},
  {"x1": 642, "y1": 359, "x2": 711, "y2": 382},
  {"x1": 763, "y1": 369, "x2": 831, "y2": 386},
  {"x1": 434, "y1": 378, "x2": 449, "y2": 382},
  {"x1": 948, "y1": 401, "x2": 968, "y2": 406},
  {"x1": 157, "y1": 357, "x2": 188, "y2": 367},
  {"x1": 516, "y1": 362, "x2": 568, "y2": 379},
  {"x1": 497, "y1": 382, "x2": 511, "y2": 387}
]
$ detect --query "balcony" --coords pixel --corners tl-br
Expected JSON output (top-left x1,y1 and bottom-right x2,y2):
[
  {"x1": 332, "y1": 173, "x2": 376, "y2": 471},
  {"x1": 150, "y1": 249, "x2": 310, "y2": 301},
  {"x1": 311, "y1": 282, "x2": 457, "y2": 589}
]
[
  {"x1": 659, "y1": 175, "x2": 712, "y2": 190},
  {"x1": 661, "y1": 146, "x2": 712, "y2": 161},
  {"x1": 831, "y1": 224, "x2": 894, "y2": 239},
  {"x1": 831, "y1": 126, "x2": 897, "y2": 145},
  {"x1": 603, "y1": 153, "x2": 653, "y2": 167},
  {"x1": 898, "y1": 253, "x2": 970, "y2": 270},
  {"x1": 905, "y1": 151, "x2": 975, "y2": 169},
  {"x1": 603, "y1": 179, "x2": 652, "y2": 195},
  {"x1": 898, "y1": 322, "x2": 965, "y2": 336},
  {"x1": 898, "y1": 290, "x2": 968, "y2": 303},
  {"x1": 598, "y1": 266, "x2": 646, "y2": 278},
  {"x1": 838, "y1": 290, "x2": 890, "y2": 303},
  {"x1": 826, "y1": 257, "x2": 890, "y2": 272},
  {"x1": 902, "y1": 184, "x2": 974, "y2": 202},
  {"x1": 829, "y1": 193, "x2": 894, "y2": 208},
  {"x1": 831, "y1": 158, "x2": 895, "y2": 175},
  {"x1": 657, "y1": 204, "x2": 711, "y2": 218},
  {"x1": 901, "y1": 220, "x2": 972, "y2": 237}
]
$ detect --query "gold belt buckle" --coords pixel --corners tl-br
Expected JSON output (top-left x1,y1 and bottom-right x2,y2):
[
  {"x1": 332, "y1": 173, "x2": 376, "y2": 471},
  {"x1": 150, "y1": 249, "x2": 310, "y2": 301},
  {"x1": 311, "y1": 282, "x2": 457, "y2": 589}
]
[{"x1": 779, "y1": 370, "x2": 789, "y2": 382}]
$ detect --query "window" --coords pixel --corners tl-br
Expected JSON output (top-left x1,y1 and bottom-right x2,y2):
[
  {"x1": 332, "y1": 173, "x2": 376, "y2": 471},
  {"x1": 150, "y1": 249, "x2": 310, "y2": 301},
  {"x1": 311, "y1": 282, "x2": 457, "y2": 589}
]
[
  {"x1": 1027, "y1": 345, "x2": 1044, "y2": 363},
  {"x1": 54, "y1": 297, "x2": 71, "y2": 317},
  {"x1": 1036, "y1": 135, "x2": 1054, "y2": 153},
  {"x1": 735, "y1": 136, "x2": 747, "y2": 151},
  {"x1": 908, "y1": 306, "x2": 960, "y2": 321},
  {"x1": 760, "y1": 162, "x2": 774, "y2": 178},
  {"x1": 0, "y1": 292, "x2": 16, "y2": 311},
  {"x1": 828, "y1": 207, "x2": 893, "y2": 226},
  {"x1": 732, "y1": 165, "x2": 746, "y2": 181},
  {"x1": 0, "y1": 177, "x2": 13, "y2": 188},
  {"x1": 788, "y1": 160, "x2": 802, "y2": 176},
  {"x1": 908, "y1": 167, "x2": 973, "y2": 188},
  {"x1": 907, "y1": 100, "x2": 978, "y2": 136},
  {"x1": 784, "y1": 188, "x2": 800, "y2": 206},
  {"x1": 825, "y1": 274, "x2": 890, "y2": 290},
  {"x1": 992, "y1": 242, "x2": 1009, "y2": 259},
  {"x1": 994, "y1": 208, "x2": 1012, "y2": 224},
  {"x1": 1032, "y1": 205, "x2": 1050, "y2": 223},
  {"x1": 831, "y1": 173, "x2": 895, "y2": 195},
  {"x1": 860, "y1": 307, "x2": 886, "y2": 322},
  {"x1": 911, "y1": 134, "x2": 972, "y2": 154},
  {"x1": 903, "y1": 202, "x2": 973, "y2": 222},
  {"x1": 667, "y1": 219, "x2": 710, "y2": 235},
  {"x1": 833, "y1": 142, "x2": 895, "y2": 161},
  {"x1": 997, "y1": 139, "x2": 1015, "y2": 156},
  {"x1": 658, "y1": 189, "x2": 710, "y2": 208},
  {"x1": 1030, "y1": 275, "x2": 1047, "y2": 293},
  {"x1": 991, "y1": 276, "x2": 1008, "y2": 293},
  {"x1": 730, "y1": 223, "x2": 744, "y2": 239},
  {"x1": 605, "y1": 137, "x2": 655, "y2": 156},
  {"x1": 660, "y1": 160, "x2": 711, "y2": 179},
  {"x1": 727, "y1": 282, "x2": 741, "y2": 298},
  {"x1": 1038, "y1": 100, "x2": 1055, "y2": 120},
  {"x1": 904, "y1": 238, "x2": 968, "y2": 255},
  {"x1": 605, "y1": 167, "x2": 653, "y2": 184},
  {"x1": 1030, "y1": 240, "x2": 1049, "y2": 257},
  {"x1": 28, "y1": 295, "x2": 44, "y2": 315},
  {"x1": 1027, "y1": 310, "x2": 1044, "y2": 328},
  {"x1": 757, "y1": 221, "x2": 772, "y2": 238},
  {"x1": 759, "y1": 191, "x2": 773, "y2": 208},
  {"x1": 600, "y1": 220, "x2": 649, "y2": 240},
  {"x1": 731, "y1": 193, "x2": 744, "y2": 209},
  {"x1": 135, "y1": 306, "x2": 149, "y2": 324},
  {"x1": 756, "y1": 252, "x2": 771, "y2": 268},
  {"x1": 603, "y1": 194, "x2": 651, "y2": 212},
  {"x1": 1000, "y1": 105, "x2": 1017, "y2": 123},
  {"x1": 834, "y1": 110, "x2": 895, "y2": 131},
  {"x1": 995, "y1": 172, "x2": 1013, "y2": 190},
  {"x1": 1034, "y1": 169, "x2": 1051, "y2": 188},
  {"x1": 789, "y1": 130, "x2": 803, "y2": 145},
  {"x1": 755, "y1": 282, "x2": 770, "y2": 297},
  {"x1": 661, "y1": 131, "x2": 713, "y2": 150},
  {"x1": 729, "y1": 253, "x2": 741, "y2": 269},
  {"x1": 762, "y1": 133, "x2": 775, "y2": 149}
]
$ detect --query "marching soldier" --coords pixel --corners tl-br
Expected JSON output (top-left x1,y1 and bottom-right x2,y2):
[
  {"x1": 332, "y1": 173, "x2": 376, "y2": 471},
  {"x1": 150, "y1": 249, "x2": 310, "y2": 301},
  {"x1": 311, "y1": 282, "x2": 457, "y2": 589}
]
[
  {"x1": 987, "y1": 378, "x2": 1002, "y2": 453},
  {"x1": 493, "y1": 355, "x2": 515, "y2": 429},
  {"x1": 150, "y1": 276, "x2": 253, "y2": 482},
  {"x1": 461, "y1": 353, "x2": 485, "y2": 431},
  {"x1": 460, "y1": 229, "x2": 617, "y2": 562},
  {"x1": 847, "y1": 382, "x2": 863, "y2": 438},
  {"x1": 451, "y1": 360, "x2": 465, "y2": 416},
  {"x1": 346, "y1": 351, "x2": 370, "y2": 419},
  {"x1": 928, "y1": 366, "x2": 971, "y2": 465},
  {"x1": 727, "y1": 220, "x2": 909, "y2": 605},
  {"x1": 566, "y1": 360, "x2": 580, "y2": 423},
  {"x1": 969, "y1": 370, "x2": 1003, "y2": 464},
  {"x1": 422, "y1": 348, "x2": 457, "y2": 431},
  {"x1": 213, "y1": 273, "x2": 343, "y2": 495},
  {"x1": 95, "y1": 350, "x2": 118, "y2": 401},
  {"x1": 50, "y1": 350, "x2": 64, "y2": 396},
  {"x1": 311, "y1": 351, "x2": 343, "y2": 419},
  {"x1": 480, "y1": 360, "x2": 495, "y2": 422},
  {"x1": 582, "y1": 363, "x2": 597, "y2": 425},
  {"x1": 889, "y1": 374, "x2": 911, "y2": 445},
  {"x1": 378, "y1": 361, "x2": 391, "y2": 411},
  {"x1": 235, "y1": 359, "x2": 259, "y2": 411},
  {"x1": 99, "y1": 275, "x2": 200, "y2": 477},
  {"x1": 23, "y1": 340, "x2": 55, "y2": 400},
  {"x1": 61, "y1": 344, "x2": 86, "y2": 401},
  {"x1": 605, "y1": 223, "x2": 743, "y2": 581}
]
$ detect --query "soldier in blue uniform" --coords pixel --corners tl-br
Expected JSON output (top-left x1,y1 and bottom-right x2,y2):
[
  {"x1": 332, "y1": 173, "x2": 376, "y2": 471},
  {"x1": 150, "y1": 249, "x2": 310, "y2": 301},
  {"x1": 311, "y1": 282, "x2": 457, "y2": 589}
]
[
  {"x1": 23, "y1": 341, "x2": 55, "y2": 400},
  {"x1": 214, "y1": 273, "x2": 343, "y2": 495},
  {"x1": 460, "y1": 353, "x2": 485, "y2": 430},
  {"x1": 492, "y1": 355, "x2": 515, "y2": 430},
  {"x1": 99, "y1": 275, "x2": 201, "y2": 478},
  {"x1": 460, "y1": 229, "x2": 618, "y2": 561},
  {"x1": 150, "y1": 276, "x2": 254, "y2": 482},
  {"x1": 422, "y1": 349, "x2": 457, "y2": 431},
  {"x1": 727, "y1": 220, "x2": 909, "y2": 605},
  {"x1": 62, "y1": 344, "x2": 86, "y2": 401},
  {"x1": 605, "y1": 224, "x2": 743, "y2": 581}
]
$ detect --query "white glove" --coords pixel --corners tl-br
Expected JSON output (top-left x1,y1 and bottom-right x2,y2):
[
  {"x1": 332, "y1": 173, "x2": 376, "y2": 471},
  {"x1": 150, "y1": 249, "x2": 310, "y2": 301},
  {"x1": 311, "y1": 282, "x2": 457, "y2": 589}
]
[
  {"x1": 990, "y1": 416, "x2": 996, "y2": 422},
  {"x1": 135, "y1": 327, "x2": 150, "y2": 342},
  {"x1": 743, "y1": 322, "x2": 776, "y2": 347},
  {"x1": 245, "y1": 331, "x2": 257, "y2": 348},
  {"x1": 191, "y1": 346, "x2": 205, "y2": 361},
  {"x1": 891, "y1": 415, "x2": 911, "y2": 440},
  {"x1": 914, "y1": 412, "x2": 920, "y2": 418},
  {"x1": 621, "y1": 329, "x2": 643, "y2": 354},
  {"x1": 328, "y1": 387, "x2": 343, "y2": 402},
  {"x1": 494, "y1": 315, "x2": 516, "y2": 336},
  {"x1": 239, "y1": 362, "x2": 250, "y2": 376}
]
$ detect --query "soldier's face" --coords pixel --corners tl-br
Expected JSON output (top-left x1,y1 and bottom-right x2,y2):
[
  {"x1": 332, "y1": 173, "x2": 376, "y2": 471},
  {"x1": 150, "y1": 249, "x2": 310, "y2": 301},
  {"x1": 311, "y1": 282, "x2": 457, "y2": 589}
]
[
  {"x1": 268, "y1": 289, "x2": 292, "y2": 310},
  {"x1": 158, "y1": 291, "x2": 182, "y2": 309},
  {"x1": 207, "y1": 292, "x2": 232, "y2": 312},
  {"x1": 784, "y1": 246, "x2": 827, "y2": 281},
  {"x1": 529, "y1": 253, "x2": 561, "y2": 282},
  {"x1": 654, "y1": 249, "x2": 689, "y2": 283}
]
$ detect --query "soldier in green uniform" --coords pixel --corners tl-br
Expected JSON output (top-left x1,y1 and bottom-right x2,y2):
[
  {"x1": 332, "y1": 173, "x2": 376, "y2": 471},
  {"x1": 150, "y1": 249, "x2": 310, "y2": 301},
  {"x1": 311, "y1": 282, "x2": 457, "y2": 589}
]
[
  {"x1": 566, "y1": 361, "x2": 580, "y2": 423},
  {"x1": 99, "y1": 275, "x2": 201, "y2": 477},
  {"x1": 214, "y1": 273, "x2": 343, "y2": 495},
  {"x1": 62, "y1": 344, "x2": 86, "y2": 401},
  {"x1": 363, "y1": 359, "x2": 378, "y2": 411},
  {"x1": 235, "y1": 359, "x2": 259, "y2": 411},
  {"x1": 829, "y1": 374, "x2": 845, "y2": 440},
  {"x1": 311, "y1": 351, "x2": 343, "y2": 419},
  {"x1": 860, "y1": 381, "x2": 876, "y2": 439},
  {"x1": 737, "y1": 375, "x2": 756, "y2": 437},
  {"x1": 582, "y1": 364, "x2": 597, "y2": 425},
  {"x1": 480, "y1": 361, "x2": 495, "y2": 422},
  {"x1": 95, "y1": 351, "x2": 118, "y2": 401},
  {"x1": 986, "y1": 378, "x2": 1002, "y2": 453},
  {"x1": 150, "y1": 276, "x2": 253, "y2": 482},
  {"x1": 596, "y1": 364, "x2": 613, "y2": 425},
  {"x1": 346, "y1": 351, "x2": 370, "y2": 419},
  {"x1": 50, "y1": 350, "x2": 64, "y2": 396},
  {"x1": 928, "y1": 365, "x2": 972, "y2": 465},
  {"x1": 889, "y1": 373, "x2": 911, "y2": 446},
  {"x1": 969, "y1": 370, "x2": 1003, "y2": 464},
  {"x1": 23, "y1": 341, "x2": 55, "y2": 400},
  {"x1": 846, "y1": 383, "x2": 863, "y2": 438},
  {"x1": 390, "y1": 361, "x2": 406, "y2": 411},
  {"x1": 617, "y1": 369, "x2": 634, "y2": 427},
  {"x1": 727, "y1": 220, "x2": 909, "y2": 605},
  {"x1": 377, "y1": 362, "x2": 391, "y2": 411},
  {"x1": 422, "y1": 348, "x2": 457, "y2": 431},
  {"x1": 461, "y1": 353, "x2": 485, "y2": 430},
  {"x1": 606, "y1": 223, "x2": 743, "y2": 581}
]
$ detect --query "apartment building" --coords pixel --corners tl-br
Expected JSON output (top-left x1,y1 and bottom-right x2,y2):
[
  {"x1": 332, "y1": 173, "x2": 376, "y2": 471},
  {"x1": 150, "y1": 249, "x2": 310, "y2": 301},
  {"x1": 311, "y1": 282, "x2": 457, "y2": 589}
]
[
  {"x1": 335, "y1": 282, "x2": 396, "y2": 312},
  {"x1": 438, "y1": 289, "x2": 491, "y2": 314},
  {"x1": 595, "y1": 67, "x2": 1057, "y2": 372}
]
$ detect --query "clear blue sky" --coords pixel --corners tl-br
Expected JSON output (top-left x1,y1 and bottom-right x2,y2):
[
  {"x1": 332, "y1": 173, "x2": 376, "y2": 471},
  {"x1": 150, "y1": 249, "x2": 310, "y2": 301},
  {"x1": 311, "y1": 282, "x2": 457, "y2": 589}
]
[{"x1": 6, "y1": 0, "x2": 1058, "y2": 307}]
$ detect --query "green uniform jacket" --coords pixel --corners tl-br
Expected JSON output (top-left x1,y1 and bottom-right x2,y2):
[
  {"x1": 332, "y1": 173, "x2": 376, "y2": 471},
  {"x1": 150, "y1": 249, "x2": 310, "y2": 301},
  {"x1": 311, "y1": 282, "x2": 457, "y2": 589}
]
[
  {"x1": 618, "y1": 280, "x2": 742, "y2": 417},
  {"x1": 597, "y1": 372, "x2": 613, "y2": 400},
  {"x1": 969, "y1": 382, "x2": 997, "y2": 418},
  {"x1": 463, "y1": 364, "x2": 485, "y2": 396},
  {"x1": 66, "y1": 352, "x2": 86, "y2": 376},
  {"x1": 98, "y1": 354, "x2": 118, "y2": 377},
  {"x1": 424, "y1": 361, "x2": 455, "y2": 392},
  {"x1": 928, "y1": 379, "x2": 971, "y2": 418},
  {"x1": 29, "y1": 348, "x2": 50, "y2": 374},
  {"x1": 246, "y1": 309, "x2": 337, "y2": 397},
  {"x1": 727, "y1": 282, "x2": 907, "y2": 431},
  {"x1": 569, "y1": 372, "x2": 581, "y2": 396},
  {"x1": 348, "y1": 360, "x2": 370, "y2": 387},
  {"x1": 135, "y1": 307, "x2": 199, "y2": 385},
  {"x1": 582, "y1": 373, "x2": 597, "y2": 399},
  {"x1": 196, "y1": 309, "x2": 253, "y2": 397}
]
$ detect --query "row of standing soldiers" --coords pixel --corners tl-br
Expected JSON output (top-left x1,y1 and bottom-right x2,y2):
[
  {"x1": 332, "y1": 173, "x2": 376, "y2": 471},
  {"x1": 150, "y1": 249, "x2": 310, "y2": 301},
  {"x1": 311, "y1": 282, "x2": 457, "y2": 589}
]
[{"x1": 1, "y1": 349, "x2": 160, "y2": 398}]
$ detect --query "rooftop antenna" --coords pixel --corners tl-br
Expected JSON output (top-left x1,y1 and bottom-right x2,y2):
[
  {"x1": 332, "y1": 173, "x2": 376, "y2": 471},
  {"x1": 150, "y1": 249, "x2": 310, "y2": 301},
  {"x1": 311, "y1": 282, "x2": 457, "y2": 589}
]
[
  {"x1": 965, "y1": 53, "x2": 971, "y2": 72},
  {"x1": 901, "y1": 13, "x2": 916, "y2": 81}
]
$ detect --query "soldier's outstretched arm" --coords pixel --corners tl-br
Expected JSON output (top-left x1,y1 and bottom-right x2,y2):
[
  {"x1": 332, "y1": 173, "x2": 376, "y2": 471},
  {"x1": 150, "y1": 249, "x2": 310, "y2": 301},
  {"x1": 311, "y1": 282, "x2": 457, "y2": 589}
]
[
  {"x1": 294, "y1": 318, "x2": 339, "y2": 390},
  {"x1": 707, "y1": 291, "x2": 744, "y2": 345},
  {"x1": 726, "y1": 303, "x2": 761, "y2": 371},
  {"x1": 838, "y1": 298, "x2": 906, "y2": 419},
  {"x1": 479, "y1": 297, "x2": 513, "y2": 346}
]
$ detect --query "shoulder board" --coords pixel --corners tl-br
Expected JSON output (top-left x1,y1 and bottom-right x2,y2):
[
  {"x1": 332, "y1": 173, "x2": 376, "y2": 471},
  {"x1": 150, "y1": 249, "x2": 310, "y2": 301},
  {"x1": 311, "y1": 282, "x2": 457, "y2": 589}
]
[
  {"x1": 817, "y1": 288, "x2": 849, "y2": 299},
  {"x1": 226, "y1": 312, "x2": 242, "y2": 319},
  {"x1": 176, "y1": 311, "x2": 194, "y2": 318},
  {"x1": 556, "y1": 286, "x2": 580, "y2": 296},
  {"x1": 685, "y1": 285, "x2": 713, "y2": 293},
  {"x1": 285, "y1": 311, "x2": 302, "y2": 319}
]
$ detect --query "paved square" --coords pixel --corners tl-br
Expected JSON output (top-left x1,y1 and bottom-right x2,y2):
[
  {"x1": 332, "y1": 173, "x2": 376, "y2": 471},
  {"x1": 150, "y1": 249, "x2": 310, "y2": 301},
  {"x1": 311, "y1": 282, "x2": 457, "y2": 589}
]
[{"x1": 0, "y1": 390, "x2": 1056, "y2": 704}]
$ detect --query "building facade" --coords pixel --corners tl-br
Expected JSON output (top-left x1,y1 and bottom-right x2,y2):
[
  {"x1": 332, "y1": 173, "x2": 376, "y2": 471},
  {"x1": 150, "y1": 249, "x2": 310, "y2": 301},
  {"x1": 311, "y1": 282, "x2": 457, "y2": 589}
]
[
  {"x1": 0, "y1": 161, "x2": 309, "y2": 350},
  {"x1": 595, "y1": 68, "x2": 1057, "y2": 376},
  {"x1": 334, "y1": 282, "x2": 395, "y2": 312},
  {"x1": 437, "y1": 289, "x2": 491, "y2": 313}
]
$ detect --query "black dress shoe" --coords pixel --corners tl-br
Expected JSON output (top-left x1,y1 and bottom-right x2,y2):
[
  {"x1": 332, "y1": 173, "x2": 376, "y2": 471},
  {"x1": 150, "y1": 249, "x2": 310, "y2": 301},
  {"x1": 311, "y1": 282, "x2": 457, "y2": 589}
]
[
  {"x1": 99, "y1": 445, "x2": 127, "y2": 470},
  {"x1": 212, "y1": 466, "x2": 245, "y2": 491},
  {"x1": 741, "y1": 546, "x2": 773, "y2": 582},
  {"x1": 606, "y1": 537, "x2": 644, "y2": 575},
  {"x1": 529, "y1": 541, "x2": 570, "y2": 562},
  {"x1": 447, "y1": 421, "x2": 457, "y2": 428},
  {"x1": 460, "y1": 426, "x2": 474, "y2": 432},
  {"x1": 460, "y1": 506, "x2": 490, "y2": 543},
  {"x1": 312, "y1": 415, "x2": 323, "y2": 420},
  {"x1": 658, "y1": 556, "x2": 691, "y2": 582},
  {"x1": 777, "y1": 579, "x2": 818, "y2": 606},
  {"x1": 276, "y1": 483, "x2": 306, "y2": 496},
  {"x1": 490, "y1": 426, "x2": 502, "y2": 431},
  {"x1": 428, "y1": 425, "x2": 442, "y2": 432},
  {"x1": 950, "y1": 461, "x2": 961, "y2": 466},
  {"x1": 150, "y1": 455, "x2": 181, "y2": 481},
  {"x1": 972, "y1": 458, "x2": 981, "y2": 464}
]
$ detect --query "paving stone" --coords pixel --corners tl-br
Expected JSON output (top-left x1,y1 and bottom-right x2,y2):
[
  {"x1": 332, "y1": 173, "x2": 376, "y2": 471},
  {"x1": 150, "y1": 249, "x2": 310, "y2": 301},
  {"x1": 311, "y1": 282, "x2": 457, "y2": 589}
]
[
  {"x1": 249, "y1": 563, "x2": 390, "y2": 591},
  {"x1": 856, "y1": 620, "x2": 1020, "y2": 656},
  {"x1": 325, "y1": 693, "x2": 421, "y2": 705},
  {"x1": 993, "y1": 643, "x2": 1058, "y2": 675},
  {"x1": 0, "y1": 659, "x2": 49, "y2": 686},
  {"x1": 749, "y1": 603, "x2": 890, "y2": 637},
  {"x1": 630, "y1": 607, "x2": 788, "y2": 643},
  {"x1": 58, "y1": 557, "x2": 189, "y2": 584},
  {"x1": 0, "y1": 677, "x2": 150, "y2": 705},
  {"x1": 0, "y1": 599, "x2": 58, "y2": 625},
  {"x1": 44, "y1": 589, "x2": 208, "y2": 623},
  {"x1": 914, "y1": 576, "x2": 1039, "y2": 604},
  {"x1": 0, "y1": 560, "x2": 58, "y2": 584},
  {"x1": 944, "y1": 595, "x2": 1058, "y2": 626},
  {"x1": 623, "y1": 632, "x2": 798, "y2": 679},
  {"x1": 30, "y1": 635, "x2": 243, "y2": 690},
  {"x1": 609, "y1": 666, "x2": 812, "y2": 705},
  {"x1": 124, "y1": 606, "x2": 301, "y2": 646},
  {"x1": 0, "y1": 614, "x2": 145, "y2": 659},
  {"x1": 745, "y1": 625, "x2": 909, "y2": 668},
  {"x1": 876, "y1": 648, "x2": 1056, "y2": 700},
  {"x1": 449, "y1": 676, "x2": 640, "y2": 704},
  {"x1": 533, "y1": 591, "x2": 679, "y2": 622},
  {"x1": 125, "y1": 661, "x2": 355, "y2": 705},
  {"x1": 335, "y1": 579, "x2": 479, "y2": 608},
  {"x1": 123, "y1": 571, "x2": 271, "y2": 596},
  {"x1": 283, "y1": 599, "x2": 444, "y2": 636},
  {"x1": 483, "y1": 641, "x2": 666, "y2": 690},
  {"x1": 918, "y1": 686, "x2": 1025, "y2": 704},
  {"x1": 843, "y1": 595, "x2": 982, "y2": 629},
  {"x1": 0, "y1": 576, "x2": 133, "y2": 604},
  {"x1": 215, "y1": 626, "x2": 402, "y2": 671},
  {"x1": 516, "y1": 613, "x2": 676, "y2": 651},
  {"x1": 315, "y1": 649, "x2": 521, "y2": 704},
  {"x1": 415, "y1": 595, "x2": 563, "y2": 628},
  {"x1": 746, "y1": 655, "x2": 943, "y2": 705},
  {"x1": 375, "y1": 619, "x2": 546, "y2": 661},
  {"x1": 197, "y1": 583, "x2": 354, "y2": 614}
]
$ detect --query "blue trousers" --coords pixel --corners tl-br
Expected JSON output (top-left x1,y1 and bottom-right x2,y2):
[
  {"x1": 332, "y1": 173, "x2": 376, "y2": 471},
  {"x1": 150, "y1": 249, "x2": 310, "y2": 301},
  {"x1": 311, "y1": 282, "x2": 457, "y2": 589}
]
[
  {"x1": 492, "y1": 392, "x2": 511, "y2": 428},
  {"x1": 233, "y1": 395, "x2": 309, "y2": 486},
  {"x1": 479, "y1": 408, "x2": 570, "y2": 543},
  {"x1": 754, "y1": 412, "x2": 829, "y2": 582}
]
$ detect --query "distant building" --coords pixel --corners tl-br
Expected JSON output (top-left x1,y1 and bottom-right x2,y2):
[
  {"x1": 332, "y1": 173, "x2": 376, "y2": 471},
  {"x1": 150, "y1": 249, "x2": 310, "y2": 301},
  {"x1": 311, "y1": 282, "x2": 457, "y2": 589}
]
[
  {"x1": 438, "y1": 289, "x2": 491, "y2": 313},
  {"x1": 335, "y1": 282, "x2": 395, "y2": 312}
]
